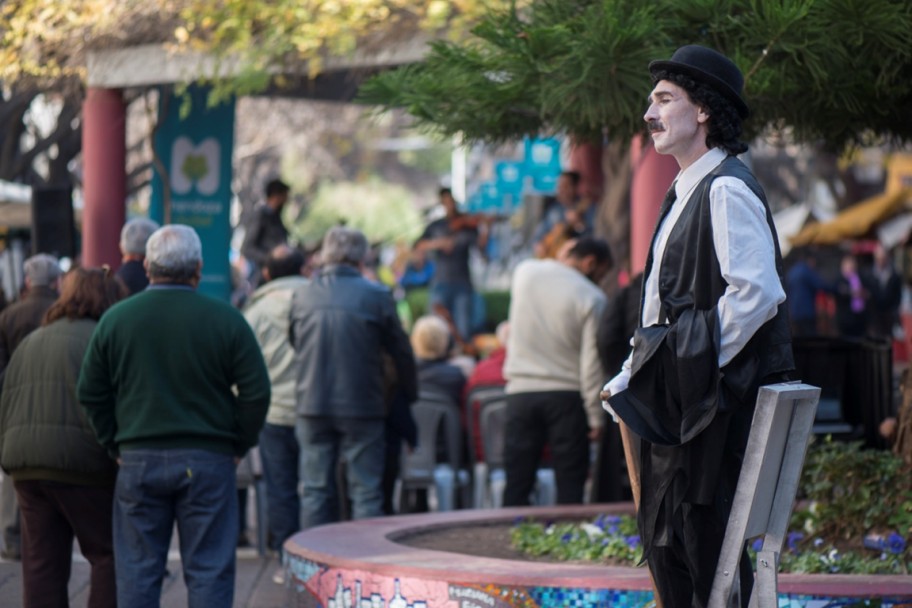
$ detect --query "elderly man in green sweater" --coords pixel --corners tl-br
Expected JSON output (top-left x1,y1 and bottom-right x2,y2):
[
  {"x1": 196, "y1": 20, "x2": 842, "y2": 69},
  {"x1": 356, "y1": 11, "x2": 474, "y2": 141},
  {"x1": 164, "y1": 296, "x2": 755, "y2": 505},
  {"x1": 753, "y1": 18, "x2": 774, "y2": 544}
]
[{"x1": 77, "y1": 224, "x2": 270, "y2": 608}]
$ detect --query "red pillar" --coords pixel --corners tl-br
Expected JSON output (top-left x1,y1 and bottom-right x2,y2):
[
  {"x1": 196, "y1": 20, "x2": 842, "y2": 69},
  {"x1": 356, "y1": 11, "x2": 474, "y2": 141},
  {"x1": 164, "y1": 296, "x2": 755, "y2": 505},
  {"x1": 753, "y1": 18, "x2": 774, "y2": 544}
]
[
  {"x1": 629, "y1": 136, "x2": 679, "y2": 274},
  {"x1": 82, "y1": 88, "x2": 126, "y2": 268}
]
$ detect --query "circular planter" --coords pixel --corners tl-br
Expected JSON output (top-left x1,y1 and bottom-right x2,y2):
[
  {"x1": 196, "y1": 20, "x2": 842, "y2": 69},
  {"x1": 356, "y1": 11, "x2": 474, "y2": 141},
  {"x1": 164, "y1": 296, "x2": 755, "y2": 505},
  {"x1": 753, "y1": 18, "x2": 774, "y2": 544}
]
[{"x1": 284, "y1": 504, "x2": 912, "y2": 608}]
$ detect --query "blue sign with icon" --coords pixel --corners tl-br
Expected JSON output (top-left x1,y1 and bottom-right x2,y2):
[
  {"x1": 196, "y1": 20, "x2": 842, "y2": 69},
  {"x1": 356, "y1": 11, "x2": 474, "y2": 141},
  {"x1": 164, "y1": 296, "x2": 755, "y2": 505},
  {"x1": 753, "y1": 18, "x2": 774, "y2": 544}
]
[
  {"x1": 524, "y1": 137, "x2": 562, "y2": 193},
  {"x1": 149, "y1": 85, "x2": 235, "y2": 301}
]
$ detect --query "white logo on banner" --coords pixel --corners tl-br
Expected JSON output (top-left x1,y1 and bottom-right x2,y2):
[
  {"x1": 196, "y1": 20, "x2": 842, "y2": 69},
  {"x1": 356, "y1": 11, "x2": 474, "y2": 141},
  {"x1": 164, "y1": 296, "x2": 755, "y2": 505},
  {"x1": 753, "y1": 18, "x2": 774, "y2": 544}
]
[
  {"x1": 530, "y1": 142, "x2": 554, "y2": 165},
  {"x1": 170, "y1": 137, "x2": 220, "y2": 196}
]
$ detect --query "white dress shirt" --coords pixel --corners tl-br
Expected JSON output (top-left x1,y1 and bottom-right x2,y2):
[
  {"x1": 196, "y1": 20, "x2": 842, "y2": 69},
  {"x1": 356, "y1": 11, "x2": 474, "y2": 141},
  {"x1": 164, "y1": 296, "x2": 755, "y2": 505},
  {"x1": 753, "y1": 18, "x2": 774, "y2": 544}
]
[{"x1": 604, "y1": 147, "x2": 785, "y2": 402}]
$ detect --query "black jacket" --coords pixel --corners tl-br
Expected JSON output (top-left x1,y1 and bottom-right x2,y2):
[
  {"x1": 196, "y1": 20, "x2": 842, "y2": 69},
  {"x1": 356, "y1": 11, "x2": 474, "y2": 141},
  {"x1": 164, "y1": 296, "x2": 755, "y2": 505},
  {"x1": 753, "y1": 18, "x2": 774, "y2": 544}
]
[
  {"x1": 241, "y1": 204, "x2": 289, "y2": 268},
  {"x1": 0, "y1": 286, "x2": 58, "y2": 374}
]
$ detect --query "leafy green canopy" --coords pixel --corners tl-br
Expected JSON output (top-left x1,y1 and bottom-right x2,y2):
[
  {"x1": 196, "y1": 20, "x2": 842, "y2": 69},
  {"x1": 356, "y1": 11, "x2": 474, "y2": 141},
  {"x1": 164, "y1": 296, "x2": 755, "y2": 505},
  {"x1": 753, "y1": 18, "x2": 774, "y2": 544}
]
[{"x1": 359, "y1": 0, "x2": 912, "y2": 151}]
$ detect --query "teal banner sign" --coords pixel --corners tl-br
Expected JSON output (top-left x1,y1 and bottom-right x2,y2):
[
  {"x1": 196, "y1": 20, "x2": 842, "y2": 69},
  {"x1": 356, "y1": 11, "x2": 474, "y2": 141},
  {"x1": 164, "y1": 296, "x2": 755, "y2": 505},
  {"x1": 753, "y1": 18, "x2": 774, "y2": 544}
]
[
  {"x1": 150, "y1": 85, "x2": 235, "y2": 301},
  {"x1": 524, "y1": 137, "x2": 562, "y2": 193}
]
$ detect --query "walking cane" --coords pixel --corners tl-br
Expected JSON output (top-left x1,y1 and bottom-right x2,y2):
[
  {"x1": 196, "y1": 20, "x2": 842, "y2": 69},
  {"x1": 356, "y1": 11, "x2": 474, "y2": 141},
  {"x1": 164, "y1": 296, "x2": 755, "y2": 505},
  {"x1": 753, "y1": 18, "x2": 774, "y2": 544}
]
[{"x1": 602, "y1": 389, "x2": 663, "y2": 608}]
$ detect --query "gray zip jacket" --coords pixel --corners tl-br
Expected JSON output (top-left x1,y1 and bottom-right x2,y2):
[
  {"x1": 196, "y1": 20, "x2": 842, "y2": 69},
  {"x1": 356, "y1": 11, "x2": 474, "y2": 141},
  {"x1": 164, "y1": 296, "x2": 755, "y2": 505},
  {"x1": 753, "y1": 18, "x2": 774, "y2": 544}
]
[{"x1": 289, "y1": 264, "x2": 417, "y2": 418}]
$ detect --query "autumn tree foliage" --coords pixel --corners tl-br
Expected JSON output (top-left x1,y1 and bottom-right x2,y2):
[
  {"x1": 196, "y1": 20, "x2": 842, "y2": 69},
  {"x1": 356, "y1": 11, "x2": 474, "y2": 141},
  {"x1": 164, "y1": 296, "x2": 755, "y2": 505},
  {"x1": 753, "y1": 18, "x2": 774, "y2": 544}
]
[{"x1": 0, "y1": 0, "x2": 510, "y2": 188}]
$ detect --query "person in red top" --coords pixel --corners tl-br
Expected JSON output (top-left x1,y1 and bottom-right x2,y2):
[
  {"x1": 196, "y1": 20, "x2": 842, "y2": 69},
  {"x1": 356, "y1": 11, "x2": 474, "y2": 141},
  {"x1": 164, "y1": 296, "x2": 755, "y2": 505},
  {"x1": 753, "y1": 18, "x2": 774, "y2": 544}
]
[{"x1": 463, "y1": 321, "x2": 509, "y2": 461}]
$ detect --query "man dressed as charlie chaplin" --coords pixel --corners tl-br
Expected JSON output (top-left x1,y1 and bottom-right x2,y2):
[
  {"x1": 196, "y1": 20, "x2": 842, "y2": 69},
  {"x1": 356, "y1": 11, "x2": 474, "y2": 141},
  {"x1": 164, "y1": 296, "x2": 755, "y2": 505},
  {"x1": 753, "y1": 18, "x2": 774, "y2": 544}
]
[{"x1": 601, "y1": 45, "x2": 794, "y2": 606}]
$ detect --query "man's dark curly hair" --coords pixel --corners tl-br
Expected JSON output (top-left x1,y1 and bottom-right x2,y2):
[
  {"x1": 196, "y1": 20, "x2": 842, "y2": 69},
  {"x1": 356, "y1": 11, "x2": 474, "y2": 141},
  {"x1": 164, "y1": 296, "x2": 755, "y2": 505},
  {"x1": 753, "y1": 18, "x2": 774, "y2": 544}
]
[{"x1": 651, "y1": 69, "x2": 748, "y2": 156}]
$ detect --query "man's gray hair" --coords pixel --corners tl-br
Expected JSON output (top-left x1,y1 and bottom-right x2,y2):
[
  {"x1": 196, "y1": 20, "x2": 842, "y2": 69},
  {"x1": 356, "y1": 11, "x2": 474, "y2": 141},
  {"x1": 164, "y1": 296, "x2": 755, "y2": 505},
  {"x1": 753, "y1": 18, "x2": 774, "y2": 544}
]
[
  {"x1": 145, "y1": 224, "x2": 203, "y2": 282},
  {"x1": 321, "y1": 226, "x2": 368, "y2": 266},
  {"x1": 23, "y1": 253, "x2": 61, "y2": 287},
  {"x1": 120, "y1": 217, "x2": 160, "y2": 256}
]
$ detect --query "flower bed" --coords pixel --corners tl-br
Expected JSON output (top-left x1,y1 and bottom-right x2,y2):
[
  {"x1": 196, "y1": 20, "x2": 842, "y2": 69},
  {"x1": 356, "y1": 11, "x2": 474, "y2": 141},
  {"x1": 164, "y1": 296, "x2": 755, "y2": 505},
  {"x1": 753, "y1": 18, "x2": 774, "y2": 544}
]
[
  {"x1": 511, "y1": 513, "x2": 910, "y2": 575},
  {"x1": 509, "y1": 438, "x2": 912, "y2": 575}
]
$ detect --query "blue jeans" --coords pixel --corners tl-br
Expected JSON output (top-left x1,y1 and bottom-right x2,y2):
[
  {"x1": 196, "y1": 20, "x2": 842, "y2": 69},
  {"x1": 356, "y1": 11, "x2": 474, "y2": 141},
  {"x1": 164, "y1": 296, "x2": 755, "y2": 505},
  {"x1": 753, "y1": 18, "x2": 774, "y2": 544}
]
[
  {"x1": 429, "y1": 281, "x2": 475, "y2": 340},
  {"x1": 114, "y1": 449, "x2": 238, "y2": 608},
  {"x1": 259, "y1": 423, "x2": 300, "y2": 553},
  {"x1": 296, "y1": 417, "x2": 385, "y2": 529}
]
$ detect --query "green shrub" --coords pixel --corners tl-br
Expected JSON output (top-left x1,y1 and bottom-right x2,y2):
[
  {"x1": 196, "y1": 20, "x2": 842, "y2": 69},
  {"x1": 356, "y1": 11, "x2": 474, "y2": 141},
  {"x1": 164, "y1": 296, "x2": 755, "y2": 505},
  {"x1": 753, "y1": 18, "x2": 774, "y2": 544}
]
[
  {"x1": 479, "y1": 290, "x2": 510, "y2": 331},
  {"x1": 792, "y1": 437, "x2": 912, "y2": 541},
  {"x1": 402, "y1": 288, "x2": 510, "y2": 334}
]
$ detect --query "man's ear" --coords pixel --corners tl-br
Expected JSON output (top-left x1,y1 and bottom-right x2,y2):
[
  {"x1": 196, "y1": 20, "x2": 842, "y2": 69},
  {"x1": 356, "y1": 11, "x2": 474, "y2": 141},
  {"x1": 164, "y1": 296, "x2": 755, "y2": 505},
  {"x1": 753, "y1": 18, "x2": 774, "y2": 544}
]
[
  {"x1": 190, "y1": 261, "x2": 203, "y2": 287},
  {"x1": 581, "y1": 255, "x2": 598, "y2": 275},
  {"x1": 697, "y1": 105, "x2": 710, "y2": 124}
]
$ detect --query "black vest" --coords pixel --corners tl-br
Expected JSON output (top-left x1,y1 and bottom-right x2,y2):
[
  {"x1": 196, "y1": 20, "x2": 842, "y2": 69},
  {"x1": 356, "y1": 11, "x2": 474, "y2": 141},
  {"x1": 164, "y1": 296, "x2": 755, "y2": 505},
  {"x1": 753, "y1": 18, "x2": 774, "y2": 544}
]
[{"x1": 652, "y1": 155, "x2": 794, "y2": 408}]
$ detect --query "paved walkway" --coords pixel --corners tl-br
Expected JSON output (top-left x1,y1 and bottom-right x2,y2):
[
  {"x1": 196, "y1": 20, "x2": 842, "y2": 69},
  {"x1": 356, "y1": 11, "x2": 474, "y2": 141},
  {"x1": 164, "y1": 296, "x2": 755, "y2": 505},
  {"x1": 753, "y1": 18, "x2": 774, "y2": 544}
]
[
  {"x1": 0, "y1": 546, "x2": 289, "y2": 607},
  {"x1": 0, "y1": 487, "x2": 290, "y2": 608}
]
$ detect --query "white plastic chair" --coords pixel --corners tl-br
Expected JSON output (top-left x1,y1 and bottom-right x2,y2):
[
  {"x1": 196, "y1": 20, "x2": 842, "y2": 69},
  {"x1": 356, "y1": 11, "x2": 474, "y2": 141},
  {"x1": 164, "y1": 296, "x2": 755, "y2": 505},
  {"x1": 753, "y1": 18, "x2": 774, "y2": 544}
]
[{"x1": 394, "y1": 391, "x2": 467, "y2": 512}]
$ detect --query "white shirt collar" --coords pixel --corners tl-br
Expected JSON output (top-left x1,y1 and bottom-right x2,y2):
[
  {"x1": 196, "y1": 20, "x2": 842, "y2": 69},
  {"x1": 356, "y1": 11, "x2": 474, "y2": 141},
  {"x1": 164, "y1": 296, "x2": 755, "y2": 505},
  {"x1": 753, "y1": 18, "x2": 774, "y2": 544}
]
[{"x1": 674, "y1": 147, "x2": 727, "y2": 202}]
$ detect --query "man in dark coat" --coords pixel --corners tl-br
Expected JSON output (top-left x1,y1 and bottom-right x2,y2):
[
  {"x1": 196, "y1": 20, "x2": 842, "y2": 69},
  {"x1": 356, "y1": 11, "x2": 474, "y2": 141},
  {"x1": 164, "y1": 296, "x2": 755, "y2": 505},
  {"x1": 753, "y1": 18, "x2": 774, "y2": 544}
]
[
  {"x1": 601, "y1": 46, "x2": 794, "y2": 607},
  {"x1": 290, "y1": 226, "x2": 417, "y2": 528},
  {"x1": 867, "y1": 243, "x2": 902, "y2": 339},
  {"x1": 241, "y1": 178, "x2": 290, "y2": 287},
  {"x1": 0, "y1": 253, "x2": 61, "y2": 561},
  {"x1": 115, "y1": 217, "x2": 159, "y2": 295}
]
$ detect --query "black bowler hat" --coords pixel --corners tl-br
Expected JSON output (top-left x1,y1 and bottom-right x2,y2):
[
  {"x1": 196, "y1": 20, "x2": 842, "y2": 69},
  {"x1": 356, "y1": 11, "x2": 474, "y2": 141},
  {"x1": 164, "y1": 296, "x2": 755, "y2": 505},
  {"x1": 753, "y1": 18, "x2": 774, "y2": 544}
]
[{"x1": 649, "y1": 45, "x2": 750, "y2": 118}]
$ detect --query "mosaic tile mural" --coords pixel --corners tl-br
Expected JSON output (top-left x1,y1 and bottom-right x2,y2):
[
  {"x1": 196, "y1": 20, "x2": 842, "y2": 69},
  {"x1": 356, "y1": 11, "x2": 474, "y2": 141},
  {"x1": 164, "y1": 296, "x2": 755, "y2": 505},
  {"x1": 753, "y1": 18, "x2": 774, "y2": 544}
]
[{"x1": 287, "y1": 556, "x2": 912, "y2": 608}]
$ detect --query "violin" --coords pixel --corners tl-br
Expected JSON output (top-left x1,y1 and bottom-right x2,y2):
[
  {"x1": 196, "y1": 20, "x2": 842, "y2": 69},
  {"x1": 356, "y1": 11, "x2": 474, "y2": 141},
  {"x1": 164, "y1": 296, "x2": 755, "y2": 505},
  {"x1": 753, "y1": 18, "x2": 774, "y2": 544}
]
[
  {"x1": 537, "y1": 198, "x2": 592, "y2": 259},
  {"x1": 448, "y1": 212, "x2": 508, "y2": 232}
]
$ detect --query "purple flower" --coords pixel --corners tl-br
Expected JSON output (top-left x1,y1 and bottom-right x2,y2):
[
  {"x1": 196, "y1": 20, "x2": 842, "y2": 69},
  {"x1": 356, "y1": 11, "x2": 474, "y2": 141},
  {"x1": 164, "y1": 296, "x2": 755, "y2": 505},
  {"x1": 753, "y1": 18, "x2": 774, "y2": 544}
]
[
  {"x1": 605, "y1": 515, "x2": 622, "y2": 525},
  {"x1": 625, "y1": 535, "x2": 641, "y2": 549},
  {"x1": 787, "y1": 531, "x2": 804, "y2": 553},
  {"x1": 887, "y1": 532, "x2": 906, "y2": 555},
  {"x1": 593, "y1": 515, "x2": 606, "y2": 530},
  {"x1": 561, "y1": 533, "x2": 572, "y2": 543},
  {"x1": 607, "y1": 524, "x2": 619, "y2": 535},
  {"x1": 751, "y1": 538, "x2": 763, "y2": 552},
  {"x1": 814, "y1": 538, "x2": 824, "y2": 548}
]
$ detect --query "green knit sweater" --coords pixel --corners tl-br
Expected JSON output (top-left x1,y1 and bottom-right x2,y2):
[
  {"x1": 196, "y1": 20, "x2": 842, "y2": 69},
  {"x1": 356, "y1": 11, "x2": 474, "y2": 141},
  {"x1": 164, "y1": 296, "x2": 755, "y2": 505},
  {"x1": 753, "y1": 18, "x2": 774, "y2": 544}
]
[{"x1": 77, "y1": 286, "x2": 270, "y2": 457}]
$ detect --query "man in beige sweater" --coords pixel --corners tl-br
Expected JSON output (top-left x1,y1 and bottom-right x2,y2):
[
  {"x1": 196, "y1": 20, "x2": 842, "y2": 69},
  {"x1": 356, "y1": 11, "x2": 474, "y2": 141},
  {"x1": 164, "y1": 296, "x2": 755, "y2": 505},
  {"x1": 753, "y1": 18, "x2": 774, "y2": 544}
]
[{"x1": 503, "y1": 237, "x2": 611, "y2": 505}]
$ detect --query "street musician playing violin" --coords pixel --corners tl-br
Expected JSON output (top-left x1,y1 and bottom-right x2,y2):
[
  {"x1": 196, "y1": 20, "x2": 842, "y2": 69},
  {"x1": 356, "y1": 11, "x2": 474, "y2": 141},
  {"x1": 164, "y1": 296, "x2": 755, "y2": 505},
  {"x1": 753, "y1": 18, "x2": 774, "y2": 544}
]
[
  {"x1": 414, "y1": 187, "x2": 491, "y2": 345},
  {"x1": 533, "y1": 171, "x2": 596, "y2": 259}
]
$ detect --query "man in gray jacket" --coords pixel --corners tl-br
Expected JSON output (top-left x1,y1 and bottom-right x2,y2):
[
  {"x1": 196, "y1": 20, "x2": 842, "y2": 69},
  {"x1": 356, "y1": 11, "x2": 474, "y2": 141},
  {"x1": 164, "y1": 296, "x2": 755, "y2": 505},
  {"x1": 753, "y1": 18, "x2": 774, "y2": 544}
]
[{"x1": 290, "y1": 227, "x2": 416, "y2": 528}]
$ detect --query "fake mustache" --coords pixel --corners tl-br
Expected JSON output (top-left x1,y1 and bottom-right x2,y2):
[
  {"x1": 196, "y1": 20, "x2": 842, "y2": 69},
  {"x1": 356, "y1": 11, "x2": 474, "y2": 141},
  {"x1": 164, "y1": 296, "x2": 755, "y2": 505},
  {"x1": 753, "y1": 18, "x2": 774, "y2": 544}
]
[{"x1": 646, "y1": 120, "x2": 665, "y2": 133}]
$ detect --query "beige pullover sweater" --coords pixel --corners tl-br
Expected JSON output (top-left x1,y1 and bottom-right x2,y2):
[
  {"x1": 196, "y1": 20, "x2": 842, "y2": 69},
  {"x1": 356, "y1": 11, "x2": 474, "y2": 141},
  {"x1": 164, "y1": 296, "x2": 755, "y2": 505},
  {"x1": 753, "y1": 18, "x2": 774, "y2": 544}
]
[{"x1": 504, "y1": 258, "x2": 607, "y2": 429}]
